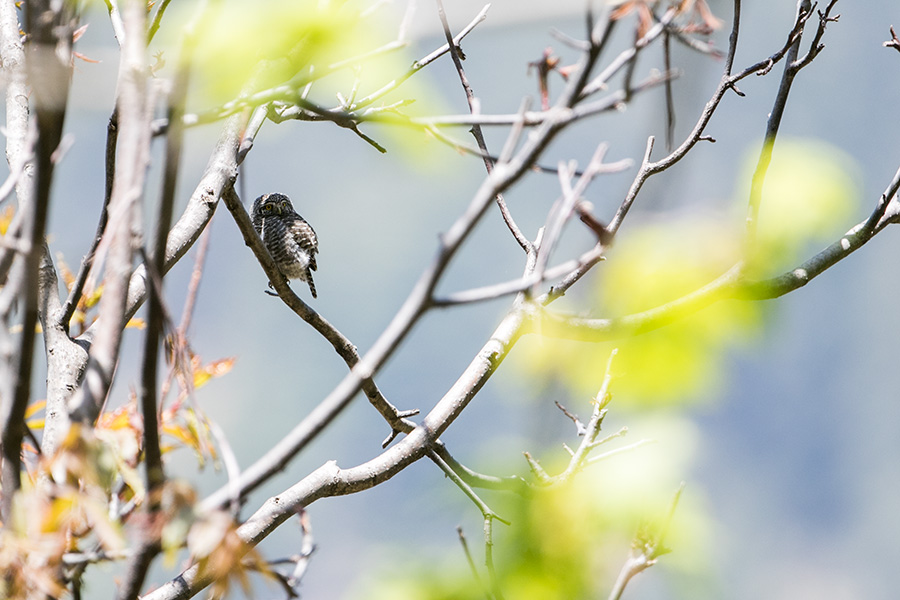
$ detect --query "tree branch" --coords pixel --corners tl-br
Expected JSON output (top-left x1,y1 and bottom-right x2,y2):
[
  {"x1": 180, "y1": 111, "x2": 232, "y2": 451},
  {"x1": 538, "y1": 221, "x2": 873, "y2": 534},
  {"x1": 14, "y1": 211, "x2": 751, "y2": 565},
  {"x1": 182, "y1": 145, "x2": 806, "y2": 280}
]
[
  {"x1": 538, "y1": 165, "x2": 898, "y2": 342},
  {"x1": 435, "y1": 0, "x2": 531, "y2": 254},
  {"x1": 68, "y1": 0, "x2": 153, "y2": 426},
  {"x1": 1, "y1": 0, "x2": 76, "y2": 520},
  {"x1": 745, "y1": 0, "x2": 814, "y2": 251},
  {"x1": 609, "y1": 0, "x2": 818, "y2": 234},
  {"x1": 219, "y1": 186, "x2": 416, "y2": 441},
  {"x1": 607, "y1": 482, "x2": 685, "y2": 600},
  {"x1": 150, "y1": 4, "x2": 491, "y2": 136},
  {"x1": 59, "y1": 108, "x2": 117, "y2": 332}
]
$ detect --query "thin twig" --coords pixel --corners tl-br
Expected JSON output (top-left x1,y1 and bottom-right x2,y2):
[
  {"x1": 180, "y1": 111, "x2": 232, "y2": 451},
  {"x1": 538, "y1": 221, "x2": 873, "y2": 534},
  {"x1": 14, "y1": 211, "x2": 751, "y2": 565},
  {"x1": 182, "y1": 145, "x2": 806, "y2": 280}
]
[
  {"x1": 435, "y1": 0, "x2": 531, "y2": 253},
  {"x1": 457, "y1": 527, "x2": 490, "y2": 599},
  {"x1": 429, "y1": 450, "x2": 510, "y2": 525},
  {"x1": 582, "y1": 8, "x2": 678, "y2": 99},
  {"x1": 432, "y1": 443, "x2": 529, "y2": 494},
  {"x1": 745, "y1": 0, "x2": 813, "y2": 252},
  {"x1": 429, "y1": 450, "x2": 508, "y2": 599},
  {"x1": 60, "y1": 108, "x2": 118, "y2": 331},
  {"x1": 431, "y1": 243, "x2": 609, "y2": 306},
  {"x1": 151, "y1": 5, "x2": 491, "y2": 136},
  {"x1": 609, "y1": 0, "x2": 817, "y2": 235},
  {"x1": 423, "y1": 121, "x2": 585, "y2": 177},
  {"x1": 147, "y1": 0, "x2": 174, "y2": 44},
  {"x1": 532, "y1": 143, "x2": 615, "y2": 297},
  {"x1": 885, "y1": 25, "x2": 900, "y2": 53},
  {"x1": 530, "y1": 349, "x2": 623, "y2": 485},
  {"x1": 607, "y1": 482, "x2": 686, "y2": 600}
]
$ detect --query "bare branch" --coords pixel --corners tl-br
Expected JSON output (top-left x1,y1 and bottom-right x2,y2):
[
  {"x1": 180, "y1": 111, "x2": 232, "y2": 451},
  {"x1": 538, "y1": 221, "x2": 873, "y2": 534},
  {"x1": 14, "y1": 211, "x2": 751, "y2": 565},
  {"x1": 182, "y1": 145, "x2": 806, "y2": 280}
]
[
  {"x1": 607, "y1": 482, "x2": 686, "y2": 600},
  {"x1": 539, "y1": 156, "x2": 900, "y2": 343},
  {"x1": 68, "y1": 0, "x2": 153, "y2": 426},
  {"x1": 151, "y1": 5, "x2": 490, "y2": 136},
  {"x1": 610, "y1": 0, "x2": 820, "y2": 235},
  {"x1": 147, "y1": 0, "x2": 174, "y2": 44},
  {"x1": 59, "y1": 109, "x2": 118, "y2": 332},
  {"x1": 744, "y1": 0, "x2": 814, "y2": 251},
  {"x1": 885, "y1": 25, "x2": 900, "y2": 53},
  {"x1": 277, "y1": 70, "x2": 674, "y2": 130},
  {"x1": 431, "y1": 442, "x2": 529, "y2": 494},
  {"x1": 436, "y1": 0, "x2": 532, "y2": 253},
  {"x1": 103, "y1": 0, "x2": 126, "y2": 47},
  {"x1": 456, "y1": 527, "x2": 491, "y2": 598},
  {"x1": 1, "y1": 0, "x2": 77, "y2": 520},
  {"x1": 222, "y1": 185, "x2": 417, "y2": 435}
]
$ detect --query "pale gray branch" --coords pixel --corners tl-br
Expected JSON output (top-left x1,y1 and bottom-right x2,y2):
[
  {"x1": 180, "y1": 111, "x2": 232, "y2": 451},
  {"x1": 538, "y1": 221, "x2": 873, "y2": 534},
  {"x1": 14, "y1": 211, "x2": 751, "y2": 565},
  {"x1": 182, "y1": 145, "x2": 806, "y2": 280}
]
[{"x1": 68, "y1": 1, "x2": 153, "y2": 424}]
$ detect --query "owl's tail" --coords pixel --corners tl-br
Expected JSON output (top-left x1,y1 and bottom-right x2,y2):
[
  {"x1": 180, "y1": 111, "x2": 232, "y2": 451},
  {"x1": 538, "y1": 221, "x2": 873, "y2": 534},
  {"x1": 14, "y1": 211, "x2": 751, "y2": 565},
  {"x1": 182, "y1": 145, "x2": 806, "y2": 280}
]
[{"x1": 306, "y1": 271, "x2": 317, "y2": 299}]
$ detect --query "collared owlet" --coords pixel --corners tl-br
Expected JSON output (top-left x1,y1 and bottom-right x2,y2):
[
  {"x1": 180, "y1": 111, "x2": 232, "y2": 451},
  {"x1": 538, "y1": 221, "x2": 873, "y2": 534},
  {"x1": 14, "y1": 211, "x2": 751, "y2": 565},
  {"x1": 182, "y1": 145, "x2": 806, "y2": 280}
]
[{"x1": 251, "y1": 192, "x2": 319, "y2": 298}]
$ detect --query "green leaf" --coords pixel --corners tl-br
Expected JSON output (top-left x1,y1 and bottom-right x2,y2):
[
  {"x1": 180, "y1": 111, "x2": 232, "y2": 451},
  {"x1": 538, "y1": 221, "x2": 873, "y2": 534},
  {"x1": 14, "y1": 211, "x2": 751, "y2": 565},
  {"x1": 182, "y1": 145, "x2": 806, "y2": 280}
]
[
  {"x1": 520, "y1": 217, "x2": 759, "y2": 406},
  {"x1": 747, "y1": 138, "x2": 860, "y2": 274},
  {"x1": 187, "y1": 0, "x2": 366, "y2": 104}
]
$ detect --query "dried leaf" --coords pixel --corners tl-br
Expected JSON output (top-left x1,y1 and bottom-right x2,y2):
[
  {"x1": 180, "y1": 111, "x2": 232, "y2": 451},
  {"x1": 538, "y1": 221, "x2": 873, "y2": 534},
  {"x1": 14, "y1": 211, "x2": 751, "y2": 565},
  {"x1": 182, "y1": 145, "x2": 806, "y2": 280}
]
[
  {"x1": 83, "y1": 284, "x2": 103, "y2": 309},
  {"x1": 0, "y1": 205, "x2": 14, "y2": 234},
  {"x1": 26, "y1": 417, "x2": 45, "y2": 431},
  {"x1": 190, "y1": 511, "x2": 263, "y2": 597},
  {"x1": 126, "y1": 317, "x2": 146, "y2": 330},
  {"x1": 25, "y1": 400, "x2": 46, "y2": 419},
  {"x1": 192, "y1": 357, "x2": 236, "y2": 389}
]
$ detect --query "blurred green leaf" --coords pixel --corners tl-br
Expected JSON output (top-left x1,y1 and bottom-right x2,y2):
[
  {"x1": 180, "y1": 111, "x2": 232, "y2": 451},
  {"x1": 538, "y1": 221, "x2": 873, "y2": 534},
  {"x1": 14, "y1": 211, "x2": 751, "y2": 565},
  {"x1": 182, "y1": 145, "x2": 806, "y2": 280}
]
[
  {"x1": 172, "y1": 0, "x2": 451, "y2": 157},
  {"x1": 747, "y1": 138, "x2": 860, "y2": 274},
  {"x1": 187, "y1": 0, "x2": 365, "y2": 104},
  {"x1": 521, "y1": 217, "x2": 759, "y2": 406},
  {"x1": 347, "y1": 417, "x2": 711, "y2": 599}
]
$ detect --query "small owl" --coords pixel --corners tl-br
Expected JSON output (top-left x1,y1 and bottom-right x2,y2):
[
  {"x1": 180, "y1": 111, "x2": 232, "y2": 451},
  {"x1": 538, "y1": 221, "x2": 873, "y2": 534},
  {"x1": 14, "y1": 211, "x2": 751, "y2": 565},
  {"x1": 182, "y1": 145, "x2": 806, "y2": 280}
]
[{"x1": 251, "y1": 192, "x2": 319, "y2": 298}]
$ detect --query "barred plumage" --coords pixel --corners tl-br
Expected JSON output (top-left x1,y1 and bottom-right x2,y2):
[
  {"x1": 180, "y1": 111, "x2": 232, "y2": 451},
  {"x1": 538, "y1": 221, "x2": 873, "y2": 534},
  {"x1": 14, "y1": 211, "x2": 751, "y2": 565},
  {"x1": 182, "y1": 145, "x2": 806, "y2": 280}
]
[{"x1": 251, "y1": 192, "x2": 319, "y2": 298}]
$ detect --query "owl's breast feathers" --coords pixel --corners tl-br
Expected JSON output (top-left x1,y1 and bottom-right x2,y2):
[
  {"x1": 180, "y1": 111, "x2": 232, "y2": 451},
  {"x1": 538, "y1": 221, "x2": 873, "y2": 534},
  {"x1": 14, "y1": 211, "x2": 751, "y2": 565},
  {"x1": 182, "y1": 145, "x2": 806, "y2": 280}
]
[{"x1": 288, "y1": 216, "x2": 318, "y2": 272}]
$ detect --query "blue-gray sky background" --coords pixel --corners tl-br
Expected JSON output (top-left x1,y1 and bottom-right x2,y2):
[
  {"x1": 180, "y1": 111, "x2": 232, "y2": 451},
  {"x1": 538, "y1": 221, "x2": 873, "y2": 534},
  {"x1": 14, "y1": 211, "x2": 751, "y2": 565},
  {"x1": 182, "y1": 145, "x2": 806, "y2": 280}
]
[{"x1": 14, "y1": 0, "x2": 900, "y2": 597}]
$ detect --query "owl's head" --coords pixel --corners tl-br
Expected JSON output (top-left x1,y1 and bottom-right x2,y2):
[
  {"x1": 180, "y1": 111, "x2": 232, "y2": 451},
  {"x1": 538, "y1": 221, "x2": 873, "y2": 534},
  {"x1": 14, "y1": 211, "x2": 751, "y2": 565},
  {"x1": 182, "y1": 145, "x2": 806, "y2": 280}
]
[{"x1": 252, "y1": 193, "x2": 294, "y2": 217}]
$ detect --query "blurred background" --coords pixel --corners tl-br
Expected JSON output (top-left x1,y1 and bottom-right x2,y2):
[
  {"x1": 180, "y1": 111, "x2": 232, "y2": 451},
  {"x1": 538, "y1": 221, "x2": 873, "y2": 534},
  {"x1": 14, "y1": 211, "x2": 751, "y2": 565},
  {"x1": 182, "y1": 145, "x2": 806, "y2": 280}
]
[{"x1": 16, "y1": 0, "x2": 900, "y2": 597}]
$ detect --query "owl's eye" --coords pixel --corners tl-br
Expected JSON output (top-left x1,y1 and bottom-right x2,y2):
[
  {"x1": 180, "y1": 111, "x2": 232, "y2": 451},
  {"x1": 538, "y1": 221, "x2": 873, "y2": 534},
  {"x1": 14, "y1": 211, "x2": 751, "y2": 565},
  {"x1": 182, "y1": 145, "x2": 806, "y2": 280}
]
[
  {"x1": 262, "y1": 204, "x2": 273, "y2": 213},
  {"x1": 281, "y1": 201, "x2": 289, "y2": 210}
]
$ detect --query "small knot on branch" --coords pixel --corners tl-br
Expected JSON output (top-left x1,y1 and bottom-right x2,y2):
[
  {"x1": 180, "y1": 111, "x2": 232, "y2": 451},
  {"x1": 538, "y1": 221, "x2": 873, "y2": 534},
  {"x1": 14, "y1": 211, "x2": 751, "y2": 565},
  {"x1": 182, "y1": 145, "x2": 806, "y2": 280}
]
[
  {"x1": 885, "y1": 25, "x2": 900, "y2": 54},
  {"x1": 576, "y1": 201, "x2": 615, "y2": 245}
]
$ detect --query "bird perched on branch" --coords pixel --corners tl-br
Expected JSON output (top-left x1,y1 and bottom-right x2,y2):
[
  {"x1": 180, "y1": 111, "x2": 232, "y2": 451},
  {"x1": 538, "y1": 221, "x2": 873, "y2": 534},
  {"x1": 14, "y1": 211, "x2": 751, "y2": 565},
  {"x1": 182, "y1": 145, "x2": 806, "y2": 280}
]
[{"x1": 251, "y1": 192, "x2": 319, "y2": 298}]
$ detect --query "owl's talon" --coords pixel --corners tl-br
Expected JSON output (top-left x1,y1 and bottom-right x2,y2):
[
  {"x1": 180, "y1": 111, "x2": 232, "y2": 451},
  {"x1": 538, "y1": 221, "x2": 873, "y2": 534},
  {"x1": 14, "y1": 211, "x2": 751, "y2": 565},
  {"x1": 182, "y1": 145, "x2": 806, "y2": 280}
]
[{"x1": 264, "y1": 289, "x2": 279, "y2": 297}]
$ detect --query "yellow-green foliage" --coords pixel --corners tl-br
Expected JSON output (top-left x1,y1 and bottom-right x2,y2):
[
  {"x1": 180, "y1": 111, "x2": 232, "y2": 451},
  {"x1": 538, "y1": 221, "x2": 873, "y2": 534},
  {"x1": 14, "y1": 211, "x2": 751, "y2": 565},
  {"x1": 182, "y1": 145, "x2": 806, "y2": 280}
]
[
  {"x1": 521, "y1": 216, "x2": 758, "y2": 406},
  {"x1": 188, "y1": 0, "x2": 364, "y2": 103},
  {"x1": 748, "y1": 138, "x2": 860, "y2": 275},
  {"x1": 520, "y1": 138, "x2": 859, "y2": 407},
  {"x1": 346, "y1": 417, "x2": 711, "y2": 599}
]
